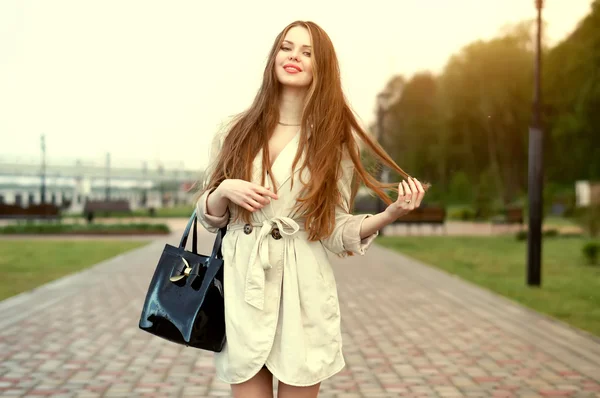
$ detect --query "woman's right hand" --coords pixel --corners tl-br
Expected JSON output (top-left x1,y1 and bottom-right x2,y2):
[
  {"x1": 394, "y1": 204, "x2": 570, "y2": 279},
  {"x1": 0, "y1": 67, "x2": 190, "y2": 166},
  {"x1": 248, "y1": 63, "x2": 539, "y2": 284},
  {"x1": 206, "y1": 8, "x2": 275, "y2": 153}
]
[{"x1": 217, "y1": 179, "x2": 278, "y2": 212}]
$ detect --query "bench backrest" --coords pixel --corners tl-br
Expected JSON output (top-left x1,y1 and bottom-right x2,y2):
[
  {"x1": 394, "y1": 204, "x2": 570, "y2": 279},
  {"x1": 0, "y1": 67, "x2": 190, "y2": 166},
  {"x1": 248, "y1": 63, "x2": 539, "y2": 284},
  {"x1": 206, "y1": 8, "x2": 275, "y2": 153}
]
[
  {"x1": 83, "y1": 200, "x2": 131, "y2": 213},
  {"x1": 397, "y1": 206, "x2": 446, "y2": 222},
  {"x1": 505, "y1": 207, "x2": 523, "y2": 223},
  {"x1": 0, "y1": 203, "x2": 60, "y2": 217}
]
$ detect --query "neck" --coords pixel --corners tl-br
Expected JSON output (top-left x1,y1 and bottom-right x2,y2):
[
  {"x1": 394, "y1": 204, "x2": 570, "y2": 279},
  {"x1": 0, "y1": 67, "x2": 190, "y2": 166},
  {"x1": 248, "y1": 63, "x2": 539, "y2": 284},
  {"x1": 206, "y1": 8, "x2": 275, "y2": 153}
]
[{"x1": 278, "y1": 86, "x2": 307, "y2": 125}]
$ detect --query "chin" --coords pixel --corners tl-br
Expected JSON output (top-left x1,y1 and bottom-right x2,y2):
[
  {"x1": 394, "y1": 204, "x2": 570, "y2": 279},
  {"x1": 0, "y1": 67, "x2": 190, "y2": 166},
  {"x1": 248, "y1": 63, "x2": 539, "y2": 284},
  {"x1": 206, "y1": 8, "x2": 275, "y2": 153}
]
[
  {"x1": 277, "y1": 77, "x2": 311, "y2": 88},
  {"x1": 281, "y1": 82, "x2": 310, "y2": 89}
]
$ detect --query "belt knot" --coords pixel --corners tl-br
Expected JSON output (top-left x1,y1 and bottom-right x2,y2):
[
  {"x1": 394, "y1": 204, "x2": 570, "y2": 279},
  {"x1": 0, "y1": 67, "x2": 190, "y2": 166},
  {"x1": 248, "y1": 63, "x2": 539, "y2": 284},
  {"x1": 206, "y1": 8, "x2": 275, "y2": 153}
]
[{"x1": 243, "y1": 217, "x2": 300, "y2": 310}]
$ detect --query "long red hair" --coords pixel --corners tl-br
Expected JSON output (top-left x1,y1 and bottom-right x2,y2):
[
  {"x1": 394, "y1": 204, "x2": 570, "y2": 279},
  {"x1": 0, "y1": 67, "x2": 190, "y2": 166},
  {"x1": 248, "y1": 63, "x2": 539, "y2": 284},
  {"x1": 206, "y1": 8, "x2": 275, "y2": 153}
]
[{"x1": 202, "y1": 20, "x2": 429, "y2": 241}]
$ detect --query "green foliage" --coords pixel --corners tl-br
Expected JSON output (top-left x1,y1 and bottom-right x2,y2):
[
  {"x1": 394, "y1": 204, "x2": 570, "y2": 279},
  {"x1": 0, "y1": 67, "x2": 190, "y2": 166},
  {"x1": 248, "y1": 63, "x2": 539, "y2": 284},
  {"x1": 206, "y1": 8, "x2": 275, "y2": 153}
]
[
  {"x1": 543, "y1": 182, "x2": 577, "y2": 217},
  {"x1": 558, "y1": 231, "x2": 585, "y2": 239},
  {"x1": 582, "y1": 241, "x2": 600, "y2": 265},
  {"x1": 575, "y1": 205, "x2": 600, "y2": 238},
  {"x1": 544, "y1": 0, "x2": 600, "y2": 182},
  {"x1": 63, "y1": 205, "x2": 195, "y2": 219},
  {"x1": 447, "y1": 171, "x2": 472, "y2": 204},
  {"x1": 472, "y1": 169, "x2": 499, "y2": 220},
  {"x1": 0, "y1": 222, "x2": 170, "y2": 234},
  {"x1": 447, "y1": 206, "x2": 476, "y2": 221},
  {"x1": 376, "y1": 4, "x2": 600, "y2": 206},
  {"x1": 516, "y1": 228, "x2": 579, "y2": 241}
]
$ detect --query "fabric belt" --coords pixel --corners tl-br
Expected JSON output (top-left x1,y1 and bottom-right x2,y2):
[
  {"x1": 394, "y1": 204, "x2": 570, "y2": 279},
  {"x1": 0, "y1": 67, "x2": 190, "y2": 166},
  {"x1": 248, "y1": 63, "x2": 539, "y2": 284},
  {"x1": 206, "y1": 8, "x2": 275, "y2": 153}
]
[{"x1": 227, "y1": 217, "x2": 303, "y2": 310}]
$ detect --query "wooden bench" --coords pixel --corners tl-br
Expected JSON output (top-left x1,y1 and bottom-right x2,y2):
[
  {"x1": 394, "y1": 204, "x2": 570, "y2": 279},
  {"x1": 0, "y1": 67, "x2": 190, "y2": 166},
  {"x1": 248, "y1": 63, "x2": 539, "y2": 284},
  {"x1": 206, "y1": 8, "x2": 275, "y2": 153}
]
[
  {"x1": 0, "y1": 203, "x2": 61, "y2": 220},
  {"x1": 491, "y1": 207, "x2": 524, "y2": 232},
  {"x1": 83, "y1": 200, "x2": 132, "y2": 222},
  {"x1": 392, "y1": 206, "x2": 447, "y2": 234}
]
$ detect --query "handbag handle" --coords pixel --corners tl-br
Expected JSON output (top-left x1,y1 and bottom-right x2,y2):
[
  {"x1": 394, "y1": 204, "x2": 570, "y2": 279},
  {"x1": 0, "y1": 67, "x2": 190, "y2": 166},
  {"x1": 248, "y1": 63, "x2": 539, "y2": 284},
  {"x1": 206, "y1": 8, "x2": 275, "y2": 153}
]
[{"x1": 179, "y1": 209, "x2": 226, "y2": 258}]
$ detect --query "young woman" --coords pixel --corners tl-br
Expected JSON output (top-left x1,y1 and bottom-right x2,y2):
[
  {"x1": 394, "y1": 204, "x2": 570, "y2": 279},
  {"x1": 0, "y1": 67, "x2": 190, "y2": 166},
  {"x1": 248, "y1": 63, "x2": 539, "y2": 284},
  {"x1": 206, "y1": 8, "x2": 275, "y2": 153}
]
[{"x1": 196, "y1": 20, "x2": 428, "y2": 398}]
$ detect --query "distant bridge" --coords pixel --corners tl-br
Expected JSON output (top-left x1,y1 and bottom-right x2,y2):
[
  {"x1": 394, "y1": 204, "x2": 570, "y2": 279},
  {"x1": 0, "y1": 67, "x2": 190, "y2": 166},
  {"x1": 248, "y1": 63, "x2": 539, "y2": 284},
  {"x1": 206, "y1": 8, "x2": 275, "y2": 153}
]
[
  {"x1": 0, "y1": 155, "x2": 202, "y2": 184},
  {"x1": 0, "y1": 155, "x2": 205, "y2": 210}
]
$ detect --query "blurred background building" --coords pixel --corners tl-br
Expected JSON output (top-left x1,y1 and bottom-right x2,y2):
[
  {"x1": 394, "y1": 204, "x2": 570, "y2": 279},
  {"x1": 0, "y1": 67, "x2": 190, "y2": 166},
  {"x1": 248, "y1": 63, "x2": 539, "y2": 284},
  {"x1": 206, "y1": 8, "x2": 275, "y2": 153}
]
[{"x1": 0, "y1": 153, "x2": 198, "y2": 214}]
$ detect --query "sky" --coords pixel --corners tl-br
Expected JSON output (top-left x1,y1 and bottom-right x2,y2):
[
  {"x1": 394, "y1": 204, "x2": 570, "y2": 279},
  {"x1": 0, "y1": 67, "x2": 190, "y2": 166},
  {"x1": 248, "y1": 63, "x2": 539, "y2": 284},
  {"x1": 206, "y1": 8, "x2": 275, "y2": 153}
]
[{"x1": 0, "y1": 0, "x2": 594, "y2": 173}]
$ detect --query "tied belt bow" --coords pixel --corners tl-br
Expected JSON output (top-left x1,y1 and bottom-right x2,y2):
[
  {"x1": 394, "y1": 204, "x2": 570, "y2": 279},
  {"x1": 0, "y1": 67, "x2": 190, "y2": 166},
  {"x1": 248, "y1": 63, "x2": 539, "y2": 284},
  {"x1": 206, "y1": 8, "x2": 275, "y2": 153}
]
[{"x1": 227, "y1": 217, "x2": 301, "y2": 310}]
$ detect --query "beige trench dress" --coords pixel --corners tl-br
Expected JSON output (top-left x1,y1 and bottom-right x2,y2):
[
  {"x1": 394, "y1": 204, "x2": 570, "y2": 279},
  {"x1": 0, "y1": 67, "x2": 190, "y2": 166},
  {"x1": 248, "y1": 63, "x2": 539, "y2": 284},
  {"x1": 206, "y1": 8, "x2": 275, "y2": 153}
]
[{"x1": 196, "y1": 121, "x2": 378, "y2": 387}]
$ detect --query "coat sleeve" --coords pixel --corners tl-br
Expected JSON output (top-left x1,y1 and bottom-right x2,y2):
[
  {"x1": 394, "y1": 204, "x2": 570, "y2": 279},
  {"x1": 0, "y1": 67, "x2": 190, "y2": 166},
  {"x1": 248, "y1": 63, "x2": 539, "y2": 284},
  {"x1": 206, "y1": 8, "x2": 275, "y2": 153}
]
[
  {"x1": 195, "y1": 119, "x2": 232, "y2": 233},
  {"x1": 320, "y1": 157, "x2": 379, "y2": 256}
]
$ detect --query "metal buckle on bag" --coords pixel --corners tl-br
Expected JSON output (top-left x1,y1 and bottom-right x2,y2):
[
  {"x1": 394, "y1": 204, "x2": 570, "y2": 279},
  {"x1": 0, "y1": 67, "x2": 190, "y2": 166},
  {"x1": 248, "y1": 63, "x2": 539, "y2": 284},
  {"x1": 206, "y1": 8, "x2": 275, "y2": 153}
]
[{"x1": 170, "y1": 257, "x2": 192, "y2": 282}]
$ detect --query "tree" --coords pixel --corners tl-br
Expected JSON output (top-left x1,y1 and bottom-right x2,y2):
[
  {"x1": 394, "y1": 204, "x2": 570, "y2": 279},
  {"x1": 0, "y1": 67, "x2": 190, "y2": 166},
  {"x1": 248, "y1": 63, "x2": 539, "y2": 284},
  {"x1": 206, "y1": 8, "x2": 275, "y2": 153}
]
[
  {"x1": 372, "y1": 3, "x2": 600, "y2": 210},
  {"x1": 544, "y1": 0, "x2": 600, "y2": 183},
  {"x1": 437, "y1": 24, "x2": 534, "y2": 205}
]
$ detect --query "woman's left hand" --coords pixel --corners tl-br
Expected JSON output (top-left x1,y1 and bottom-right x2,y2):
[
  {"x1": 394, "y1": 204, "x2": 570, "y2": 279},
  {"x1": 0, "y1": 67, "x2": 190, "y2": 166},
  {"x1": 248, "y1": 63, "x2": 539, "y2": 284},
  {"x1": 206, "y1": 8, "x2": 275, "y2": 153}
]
[{"x1": 383, "y1": 177, "x2": 426, "y2": 221}]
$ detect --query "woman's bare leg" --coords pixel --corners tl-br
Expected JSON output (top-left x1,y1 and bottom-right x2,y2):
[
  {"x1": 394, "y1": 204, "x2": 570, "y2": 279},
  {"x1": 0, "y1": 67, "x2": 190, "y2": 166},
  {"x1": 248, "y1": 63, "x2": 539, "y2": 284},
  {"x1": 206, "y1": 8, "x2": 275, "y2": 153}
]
[
  {"x1": 230, "y1": 367, "x2": 274, "y2": 398},
  {"x1": 277, "y1": 381, "x2": 321, "y2": 398}
]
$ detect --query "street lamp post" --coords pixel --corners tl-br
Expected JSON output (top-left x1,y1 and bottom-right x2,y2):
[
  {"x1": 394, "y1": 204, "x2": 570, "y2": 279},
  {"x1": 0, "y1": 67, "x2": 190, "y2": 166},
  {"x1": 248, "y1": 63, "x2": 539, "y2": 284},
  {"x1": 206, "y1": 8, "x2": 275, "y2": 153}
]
[
  {"x1": 105, "y1": 152, "x2": 111, "y2": 201},
  {"x1": 527, "y1": 0, "x2": 544, "y2": 286},
  {"x1": 40, "y1": 134, "x2": 46, "y2": 204},
  {"x1": 142, "y1": 161, "x2": 148, "y2": 207}
]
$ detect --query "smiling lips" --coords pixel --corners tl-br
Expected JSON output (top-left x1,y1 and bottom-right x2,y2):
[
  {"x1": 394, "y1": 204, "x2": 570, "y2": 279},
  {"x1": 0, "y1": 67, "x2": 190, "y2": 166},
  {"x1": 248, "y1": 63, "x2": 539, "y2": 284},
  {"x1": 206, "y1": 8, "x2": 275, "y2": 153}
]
[{"x1": 283, "y1": 63, "x2": 302, "y2": 74}]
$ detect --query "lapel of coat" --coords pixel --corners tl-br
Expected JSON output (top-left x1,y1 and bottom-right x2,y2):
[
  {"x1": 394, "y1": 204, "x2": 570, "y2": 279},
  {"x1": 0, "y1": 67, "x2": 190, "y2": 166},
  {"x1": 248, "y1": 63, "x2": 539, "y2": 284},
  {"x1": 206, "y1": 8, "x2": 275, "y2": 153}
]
[
  {"x1": 251, "y1": 129, "x2": 303, "y2": 190},
  {"x1": 270, "y1": 129, "x2": 301, "y2": 189}
]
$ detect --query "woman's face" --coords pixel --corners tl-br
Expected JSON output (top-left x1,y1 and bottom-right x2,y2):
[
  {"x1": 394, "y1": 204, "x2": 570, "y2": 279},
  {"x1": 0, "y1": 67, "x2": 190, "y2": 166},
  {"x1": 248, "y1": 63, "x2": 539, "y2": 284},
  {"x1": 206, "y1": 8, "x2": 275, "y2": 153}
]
[{"x1": 274, "y1": 26, "x2": 314, "y2": 89}]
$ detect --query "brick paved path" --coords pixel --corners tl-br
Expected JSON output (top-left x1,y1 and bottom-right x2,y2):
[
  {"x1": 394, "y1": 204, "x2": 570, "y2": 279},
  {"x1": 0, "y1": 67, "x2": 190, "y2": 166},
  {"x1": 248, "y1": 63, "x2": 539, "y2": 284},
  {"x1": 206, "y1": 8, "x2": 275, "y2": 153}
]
[{"x1": 1, "y1": 229, "x2": 599, "y2": 397}]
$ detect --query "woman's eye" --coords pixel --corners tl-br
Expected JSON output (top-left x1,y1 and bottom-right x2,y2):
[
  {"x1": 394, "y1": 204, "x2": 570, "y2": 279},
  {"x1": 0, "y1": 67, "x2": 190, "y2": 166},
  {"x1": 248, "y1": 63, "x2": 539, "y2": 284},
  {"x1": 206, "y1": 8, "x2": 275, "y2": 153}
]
[
  {"x1": 303, "y1": 52, "x2": 311, "y2": 57},
  {"x1": 281, "y1": 46, "x2": 291, "y2": 51}
]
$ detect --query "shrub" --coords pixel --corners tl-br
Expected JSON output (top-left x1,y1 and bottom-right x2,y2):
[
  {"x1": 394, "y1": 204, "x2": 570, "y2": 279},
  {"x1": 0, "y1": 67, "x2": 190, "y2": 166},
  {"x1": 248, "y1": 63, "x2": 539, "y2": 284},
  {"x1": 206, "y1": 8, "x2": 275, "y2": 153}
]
[
  {"x1": 543, "y1": 228, "x2": 559, "y2": 237},
  {"x1": 515, "y1": 228, "x2": 563, "y2": 241},
  {"x1": 0, "y1": 222, "x2": 169, "y2": 235},
  {"x1": 559, "y1": 231, "x2": 584, "y2": 238},
  {"x1": 582, "y1": 241, "x2": 600, "y2": 265},
  {"x1": 448, "y1": 207, "x2": 476, "y2": 221},
  {"x1": 576, "y1": 205, "x2": 600, "y2": 238},
  {"x1": 448, "y1": 171, "x2": 472, "y2": 203}
]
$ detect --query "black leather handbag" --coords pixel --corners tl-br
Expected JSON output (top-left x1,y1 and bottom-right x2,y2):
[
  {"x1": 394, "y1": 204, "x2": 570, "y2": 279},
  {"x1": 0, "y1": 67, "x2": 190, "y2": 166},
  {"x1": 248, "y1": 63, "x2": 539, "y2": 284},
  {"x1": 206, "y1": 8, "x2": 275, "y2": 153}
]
[{"x1": 138, "y1": 209, "x2": 227, "y2": 352}]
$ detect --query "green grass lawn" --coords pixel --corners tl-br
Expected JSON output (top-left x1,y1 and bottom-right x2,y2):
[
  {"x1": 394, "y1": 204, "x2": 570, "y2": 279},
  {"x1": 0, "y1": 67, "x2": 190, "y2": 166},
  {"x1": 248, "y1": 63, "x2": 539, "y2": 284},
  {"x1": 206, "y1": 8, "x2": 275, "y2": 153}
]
[
  {"x1": 543, "y1": 215, "x2": 579, "y2": 228},
  {"x1": 377, "y1": 235, "x2": 600, "y2": 337},
  {"x1": 0, "y1": 240, "x2": 150, "y2": 301},
  {"x1": 0, "y1": 222, "x2": 170, "y2": 235}
]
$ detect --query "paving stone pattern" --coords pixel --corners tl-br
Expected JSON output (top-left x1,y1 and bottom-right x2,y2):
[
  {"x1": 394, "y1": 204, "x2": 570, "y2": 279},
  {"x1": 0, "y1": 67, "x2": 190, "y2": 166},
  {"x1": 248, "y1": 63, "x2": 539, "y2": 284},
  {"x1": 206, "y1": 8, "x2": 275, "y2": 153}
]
[{"x1": 0, "y1": 229, "x2": 599, "y2": 397}]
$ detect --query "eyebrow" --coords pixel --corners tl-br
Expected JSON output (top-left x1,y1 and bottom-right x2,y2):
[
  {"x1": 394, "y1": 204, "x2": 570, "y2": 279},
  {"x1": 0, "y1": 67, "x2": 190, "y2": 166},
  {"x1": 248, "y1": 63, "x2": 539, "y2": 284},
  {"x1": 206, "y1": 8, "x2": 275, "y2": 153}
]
[{"x1": 283, "y1": 40, "x2": 311, "y2": 49}]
